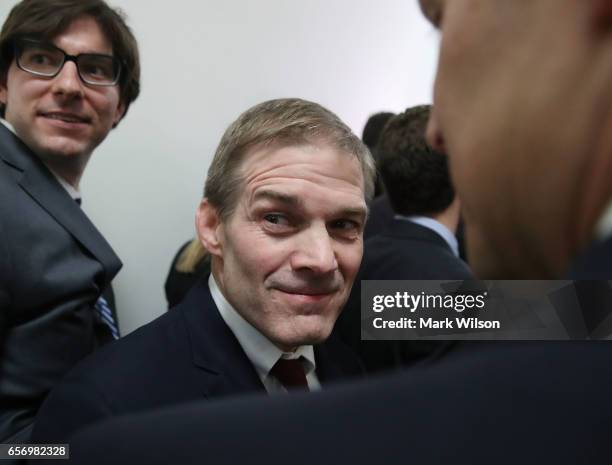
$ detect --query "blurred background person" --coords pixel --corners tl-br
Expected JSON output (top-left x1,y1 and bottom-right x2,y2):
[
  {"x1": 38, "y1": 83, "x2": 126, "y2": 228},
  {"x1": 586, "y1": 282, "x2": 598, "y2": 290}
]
[
  {"x1": 164, "y1": 238, "x2": 211, "y2": 309},
  {"x1": 361, "y1": 111, "x2": 396, "y2": 239},
  {"x1": 361, "y1": 111, "x2": 394, "y2": 198},
  {"x1": 336, "y1": 105, "x2": 472, "y2": 373}
]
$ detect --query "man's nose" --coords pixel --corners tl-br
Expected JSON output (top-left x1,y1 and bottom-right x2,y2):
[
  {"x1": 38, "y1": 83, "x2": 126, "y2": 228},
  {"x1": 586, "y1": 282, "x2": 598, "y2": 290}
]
[
  {"x1": 290, "y1": 224, "x2": 338, "y2": 275},
  {"x1": 425, "y1": 107, "x2": 446, "y2": 154},
  {"x1": 51, "y1": 61, "x2": 84, "y2": 99}
]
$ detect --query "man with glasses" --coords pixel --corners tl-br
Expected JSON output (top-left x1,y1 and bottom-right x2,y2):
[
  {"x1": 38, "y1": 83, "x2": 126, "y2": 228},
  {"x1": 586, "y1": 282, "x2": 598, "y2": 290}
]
[{"x1": 0, "y1": 0, "x2": 140, "y2": 444}]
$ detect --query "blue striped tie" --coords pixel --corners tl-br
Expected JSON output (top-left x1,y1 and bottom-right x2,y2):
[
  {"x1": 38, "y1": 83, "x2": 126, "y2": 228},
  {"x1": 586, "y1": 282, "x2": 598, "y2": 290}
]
[
  {"x1": 73, "y1": 198, "x2": 119, "y2": 340},
  {"x1": 95, "y1": 295, "x2": 120, "y2": 340}
]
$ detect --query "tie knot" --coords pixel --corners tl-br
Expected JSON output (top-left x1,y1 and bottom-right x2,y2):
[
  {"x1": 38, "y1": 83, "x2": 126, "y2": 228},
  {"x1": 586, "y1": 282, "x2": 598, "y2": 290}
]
[{"x1": 270, "y1": 357, "x2": 308, "y2": 390}]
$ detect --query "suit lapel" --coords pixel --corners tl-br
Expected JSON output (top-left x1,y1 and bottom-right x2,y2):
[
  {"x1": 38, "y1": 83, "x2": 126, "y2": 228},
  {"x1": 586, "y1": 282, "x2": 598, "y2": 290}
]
[
  {"x1": 0, "y1": 125, "x2": 121, "y2": 282},
  {"x1": 314, "y1": 343, "x2": 340, "y2": 383},
  {"x1": 314, "y1": 335, "x2": 360, "y2": 384},
  {"x1": 180, "y1": 281, "x2": 266, "y2": 399}
]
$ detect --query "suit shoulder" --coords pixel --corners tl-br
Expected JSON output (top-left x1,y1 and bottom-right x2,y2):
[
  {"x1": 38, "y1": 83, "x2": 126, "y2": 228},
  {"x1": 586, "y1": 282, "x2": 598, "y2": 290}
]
[
  {"x1": 361, "y1": 236, "x2": 473, "y2": 280},
  {"x1": 63, "y1": 308, "x2": 188, "y2": 386},
  {"x1": 31, "y1": 308, "x2": 197, "y2": 442}
]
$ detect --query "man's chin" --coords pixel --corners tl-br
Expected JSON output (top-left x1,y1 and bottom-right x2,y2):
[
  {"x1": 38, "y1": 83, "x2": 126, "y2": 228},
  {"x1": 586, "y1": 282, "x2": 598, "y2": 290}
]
[
  {"x1": 269, "y1": 319, "x2": 335, "y2": 351},
  {"x1": 37, "y1": 140, "x2": 90, "y2": 160}
]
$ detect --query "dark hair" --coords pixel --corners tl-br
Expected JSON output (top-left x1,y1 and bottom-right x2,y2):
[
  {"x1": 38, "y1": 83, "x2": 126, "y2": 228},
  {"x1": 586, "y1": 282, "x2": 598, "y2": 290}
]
[
  {"x1": 377, "y1": 105, "x2": 455, "y2": 216},
  {"x1": 0, "y1": 0, "x2": 140, "y2": 119},
  {"x1": 362, "y1": 112, "x2": 395, "y2": 197},
  {"x1": 362, "y1": 112, "x2": 395, "y2": 149}
]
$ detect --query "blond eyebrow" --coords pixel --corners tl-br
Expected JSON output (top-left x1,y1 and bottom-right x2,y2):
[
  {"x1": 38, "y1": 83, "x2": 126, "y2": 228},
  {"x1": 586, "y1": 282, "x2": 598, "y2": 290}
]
[
  {"x1": 253, "y1": 190, "x2": 301, "y2": 207},
  {"x1": 253, "y1": 189, "x2": 368, "y2": 219},
  {"x1": 337, "y1": 206, "x2": 368, "y2": 221}
]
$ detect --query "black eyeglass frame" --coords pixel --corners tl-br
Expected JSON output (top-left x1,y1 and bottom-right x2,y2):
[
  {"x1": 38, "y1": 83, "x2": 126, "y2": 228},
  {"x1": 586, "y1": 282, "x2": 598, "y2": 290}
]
[{"x1": 13, "y1": 38, "x2": 123, "y2": 87}]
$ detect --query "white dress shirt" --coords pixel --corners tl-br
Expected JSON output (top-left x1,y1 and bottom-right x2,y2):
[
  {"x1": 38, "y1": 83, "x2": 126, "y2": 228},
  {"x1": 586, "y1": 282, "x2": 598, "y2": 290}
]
[{"x1": 209, "y1": 274, "x2": 321, "y2": 393}]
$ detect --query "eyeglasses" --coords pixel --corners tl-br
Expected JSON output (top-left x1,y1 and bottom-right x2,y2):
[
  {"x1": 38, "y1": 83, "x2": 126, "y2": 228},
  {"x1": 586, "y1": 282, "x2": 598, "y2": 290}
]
[{"x1": 13, "y1": 38, "x2": 122, "y2": 87}]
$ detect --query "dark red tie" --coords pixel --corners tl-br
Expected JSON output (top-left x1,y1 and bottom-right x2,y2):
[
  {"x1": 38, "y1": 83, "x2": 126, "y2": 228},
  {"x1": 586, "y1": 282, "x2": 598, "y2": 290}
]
[{"x1": 270, "y1": 357, "x2": 309, "y2": 390}]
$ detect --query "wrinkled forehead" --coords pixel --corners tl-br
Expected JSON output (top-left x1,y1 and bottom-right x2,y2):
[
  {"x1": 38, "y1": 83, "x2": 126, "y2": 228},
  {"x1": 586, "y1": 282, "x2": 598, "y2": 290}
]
[
  {"x1": 238, "y1": 141, "x2": 366, "y2": 199},
  {"x1": 419, "y1": 0, "x2": 443, "y2": 27}
]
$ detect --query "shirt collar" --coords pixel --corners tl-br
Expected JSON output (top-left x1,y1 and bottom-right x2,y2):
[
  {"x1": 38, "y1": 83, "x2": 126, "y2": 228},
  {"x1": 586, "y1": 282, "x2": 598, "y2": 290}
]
[
  {"x1": 0, "y1": 118, "x2": 16, "y2": 136},
  {"x1": 49, "y1": 169, "x2": 81, "y2": 202},
  {"x1": 595, "y1": 199, "x2": 612, "y2": 242},
  {"x1": 394, "y1": 214, "x2": 459, "y2": 257},
  {"x1": 208, "y1": 274, "x2": 316, "y2": 380},
  {"x1": 1, "y1": 119, "x2": 81, "y2": 202}
]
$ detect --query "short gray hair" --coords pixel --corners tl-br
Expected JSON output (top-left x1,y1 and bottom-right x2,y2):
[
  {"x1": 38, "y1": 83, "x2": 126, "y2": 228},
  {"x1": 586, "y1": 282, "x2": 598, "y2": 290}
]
[{"x1": 204, "y1": 98, "x2": 375, "y2": 221}]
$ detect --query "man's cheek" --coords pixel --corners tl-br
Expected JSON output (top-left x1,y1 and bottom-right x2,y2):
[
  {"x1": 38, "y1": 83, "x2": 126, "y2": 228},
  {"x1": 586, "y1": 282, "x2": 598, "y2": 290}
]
[{"x1": 347, "y1": 249, "x2": 364, "y2": 276}]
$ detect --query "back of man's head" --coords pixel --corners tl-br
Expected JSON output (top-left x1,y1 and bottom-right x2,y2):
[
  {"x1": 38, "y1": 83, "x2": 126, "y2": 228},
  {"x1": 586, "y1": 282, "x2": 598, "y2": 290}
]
[
  {"x1": 362, "y1": 112, "x2": 395, "y2": 150},
  {"x1": 377, "y1": 105, "x2": 454, "y2": 217},
  {"x1": 418, "y1": 0, "x2": 612, "y2": 278},
  {"x1": 362, "y1": 111, "x2": 395, "y2": 198},
  {"x1": 0, "y1": 0, "x2": 140, "y2": 120}
]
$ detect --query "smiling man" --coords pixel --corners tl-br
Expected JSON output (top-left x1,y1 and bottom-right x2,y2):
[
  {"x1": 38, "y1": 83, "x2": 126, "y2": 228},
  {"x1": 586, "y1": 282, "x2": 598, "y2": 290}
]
[
  {"x1": 0, "y1": 0, "x2": 140, "y2": 444},
  {"x1": 31, "y1": 98, "x2": 374, "y2": 442}
]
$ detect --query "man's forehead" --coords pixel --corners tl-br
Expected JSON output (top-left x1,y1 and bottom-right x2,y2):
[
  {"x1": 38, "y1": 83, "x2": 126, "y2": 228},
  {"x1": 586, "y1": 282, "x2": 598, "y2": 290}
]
[
  {"x1": 419, "y1": 0, "x2": 443, "y2": 27},
  {"x1": 240, "y1": 140, "x2": 359, "y2": 176},
  {"x1": 43, "y1": 15, "x2": 112, "y2": 53},
  {"x1": 240, "y1": 144, "x2": 367, "y2": 205}
]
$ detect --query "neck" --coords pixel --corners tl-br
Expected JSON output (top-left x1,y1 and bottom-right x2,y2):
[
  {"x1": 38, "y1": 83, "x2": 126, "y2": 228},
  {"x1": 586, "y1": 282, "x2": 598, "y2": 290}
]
[
  {"x1": 429, "y1": 197, "x2": 461, "y2": 234},
  {"x1": 276, "y1": 343, "x2": 297, "y2": 353},
  {"x1": 45, "y1": 162, "x2": 83, "y2": 189},
  {"x1": 39, "y1": 155, "x2": 89, "y2": 190}
]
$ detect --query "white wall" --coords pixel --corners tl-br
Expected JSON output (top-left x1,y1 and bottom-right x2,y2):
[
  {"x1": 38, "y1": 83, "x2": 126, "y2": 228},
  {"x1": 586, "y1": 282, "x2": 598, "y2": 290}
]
[{"x1": 0, "y1": 0, "x2": 439, "y2": 334}]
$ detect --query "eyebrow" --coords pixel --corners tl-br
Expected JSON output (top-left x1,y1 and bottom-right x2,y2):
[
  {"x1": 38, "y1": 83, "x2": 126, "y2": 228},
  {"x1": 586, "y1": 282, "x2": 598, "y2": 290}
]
[
  {"x1": 337, "y1": 206, "x2": 368, "y2": 221},
  {"x1": 29, "y1": 39, "x2": 114, "y2": 57},
  {"x1": 253, "y1": 189, "x2": 368, "y2": 219},
  {"x1": 253, "y1": 190, "x2": 301, "y2": 207}
]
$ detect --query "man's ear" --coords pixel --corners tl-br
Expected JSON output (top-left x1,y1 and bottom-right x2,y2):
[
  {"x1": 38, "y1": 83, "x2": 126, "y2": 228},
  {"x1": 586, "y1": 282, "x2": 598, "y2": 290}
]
[
  {"x1": 0, "y1": 76, "x2": 8, "y2": 107},
  {"x1": 112, "y1": 101, "x2": 126, "y2": 129},
  {"x1": 196, "y1": 198, "x2": 224, "y2": 257},
  {"x1": 590, "y1": 0, "x2": 612, "y2": 31}
]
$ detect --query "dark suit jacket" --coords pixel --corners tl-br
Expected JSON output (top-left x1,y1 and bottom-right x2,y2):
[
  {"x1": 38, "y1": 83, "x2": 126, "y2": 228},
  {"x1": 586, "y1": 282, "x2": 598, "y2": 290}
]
[
  {"x1": 363, "y1": 194, "x2": 394, "y2": 240},
  {"x1": 568, "y1": 235, "x2": 612, "y2": 279},
  {"x1": 0, "y1": 125, "x2": 121, "y2": 443},
  {"x1": 357, "y1": 218, "x2": 473, "y2": 281},
  {"x1": 336, "y1": 219, "x2": 473, "y2": 372},
  {"x1": 66, "y1": 341, "x2": 612, "y2": 465},
  {"x1": 30, "y1": 279, "x2": 364, "y2": 443}
]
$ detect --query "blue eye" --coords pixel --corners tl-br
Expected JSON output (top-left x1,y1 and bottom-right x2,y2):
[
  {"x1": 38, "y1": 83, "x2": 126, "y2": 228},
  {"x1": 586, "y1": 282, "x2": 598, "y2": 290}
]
[
  {"x1": 330, "y1": 219, "x2": 358, "y2": 230},
  {"x1": 32, "y1": 54, "x2": 50, "y2": 64},
  {"x1": 328, "y1": 219, "x2": 362, "y2": 240},
  {"x1": 263, "y1": 213, "x2": 290, "y2": 226}
]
